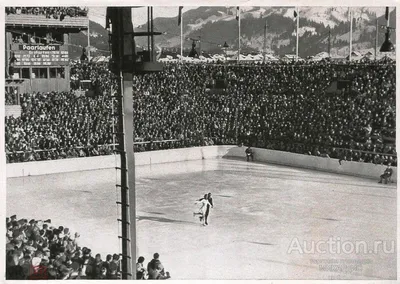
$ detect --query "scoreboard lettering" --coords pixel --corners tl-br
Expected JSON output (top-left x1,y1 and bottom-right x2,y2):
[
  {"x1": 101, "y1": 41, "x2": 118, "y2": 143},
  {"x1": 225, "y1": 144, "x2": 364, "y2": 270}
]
[{"x1": 14, "y1": 44, "x2": 69, "y2": 66}]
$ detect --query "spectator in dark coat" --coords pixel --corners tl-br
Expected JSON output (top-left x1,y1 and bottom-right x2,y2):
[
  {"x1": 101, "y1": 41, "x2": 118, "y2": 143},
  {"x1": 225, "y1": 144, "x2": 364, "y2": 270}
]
[
  {"x1": 245, "y1": 146, "x2": 254, "y2": 162},
  {"x1": 379, "y1": 164, "x2": 393, "y2": 184}
]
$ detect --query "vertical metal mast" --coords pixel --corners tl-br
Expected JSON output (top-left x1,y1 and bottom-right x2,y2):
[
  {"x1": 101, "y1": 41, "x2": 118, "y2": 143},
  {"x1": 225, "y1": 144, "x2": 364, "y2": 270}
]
[
  {"x1": 109, "y1": 7, "x2": 136, "y2": 280},
  {"x1": 108, "y1": 6, "x2": 162, "y2": 279}
]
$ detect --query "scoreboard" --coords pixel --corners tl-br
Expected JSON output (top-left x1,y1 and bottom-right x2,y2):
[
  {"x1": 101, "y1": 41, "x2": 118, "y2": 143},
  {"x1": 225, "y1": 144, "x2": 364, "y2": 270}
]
[{"x1": 13, "y1": 44, "x2": 69, "y2": 66}]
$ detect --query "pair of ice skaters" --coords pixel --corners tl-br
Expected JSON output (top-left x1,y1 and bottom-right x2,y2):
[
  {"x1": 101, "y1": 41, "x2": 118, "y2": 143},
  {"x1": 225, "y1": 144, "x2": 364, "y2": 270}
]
[{"x1": 193, "y1": 193, "x2": 213, "y2": 226}]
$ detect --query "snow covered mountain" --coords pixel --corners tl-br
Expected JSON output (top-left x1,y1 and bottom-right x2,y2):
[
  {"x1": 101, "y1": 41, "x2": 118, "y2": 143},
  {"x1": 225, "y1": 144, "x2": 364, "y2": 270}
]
[
  {"x1": 135, "y1": 6, "x2": 396, "y2": 57},
  {"x1": 81, "y1": 6, "x2": 396, "y2": 58}
]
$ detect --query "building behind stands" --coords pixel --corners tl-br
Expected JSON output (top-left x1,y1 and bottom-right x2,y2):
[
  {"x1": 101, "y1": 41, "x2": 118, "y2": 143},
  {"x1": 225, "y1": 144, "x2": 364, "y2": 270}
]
[{"x1": 5, "y1": 7, "x2": 88, "y2": 99}]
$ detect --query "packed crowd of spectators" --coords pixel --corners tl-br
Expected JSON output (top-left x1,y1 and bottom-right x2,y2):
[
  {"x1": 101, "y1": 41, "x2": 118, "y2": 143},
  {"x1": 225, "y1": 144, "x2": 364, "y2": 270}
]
[
  {"x1": 5, "y1": 91, "x2": 114, "y2": 163},
  {"x1": 6, "y1": 215, "x2": 170, "y2": 280},
  {"x1": 5, "y1": 60, "x2": 396, "y2": 166},
  {"x1": 6, "y1": 215, "x2": 120, "y2": 279},
  {"x1": 5, "y1": 7, "x2": 88, "y2": 19},
  {"x1": 133, "y1": 61, "x2": 396, "y2": 165},
  {"x1": 70, "y1": 61, "x2": 118, "y2": 97}
]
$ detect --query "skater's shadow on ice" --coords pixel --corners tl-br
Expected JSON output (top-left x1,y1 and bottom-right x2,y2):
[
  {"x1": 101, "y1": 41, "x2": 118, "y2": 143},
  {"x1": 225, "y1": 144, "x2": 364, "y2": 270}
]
[
  {"x1": 246, "y1": 241, "x2": 275, "y2": 246},
  {"x1": 145, "y1": 211, "x2": 165, "y2": 215},
  {"x1": 318, "y1": 217, "x2": 340, "y2": 222},
  {"x1": 137, "y1": 215, "x2": 193, "y2": 225}
]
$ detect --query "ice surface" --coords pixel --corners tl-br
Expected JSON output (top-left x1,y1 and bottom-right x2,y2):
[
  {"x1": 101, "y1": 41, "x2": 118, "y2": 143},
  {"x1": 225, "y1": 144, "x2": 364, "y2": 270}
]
[{"x1": 7, "y1": 158, "x2": 396, "y2": 279}]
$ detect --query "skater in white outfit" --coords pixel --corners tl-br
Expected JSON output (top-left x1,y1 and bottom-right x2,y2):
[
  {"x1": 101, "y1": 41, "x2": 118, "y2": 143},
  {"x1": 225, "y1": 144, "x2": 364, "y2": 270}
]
[{"x1": 193, "y1": 194, "x2": 210, "y2": 226}]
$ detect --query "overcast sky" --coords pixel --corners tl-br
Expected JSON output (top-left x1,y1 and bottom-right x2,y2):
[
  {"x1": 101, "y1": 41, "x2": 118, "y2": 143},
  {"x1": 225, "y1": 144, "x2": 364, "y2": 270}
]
[{"x1": 89, "y1": 7, "x2": 197, "y2": 28}]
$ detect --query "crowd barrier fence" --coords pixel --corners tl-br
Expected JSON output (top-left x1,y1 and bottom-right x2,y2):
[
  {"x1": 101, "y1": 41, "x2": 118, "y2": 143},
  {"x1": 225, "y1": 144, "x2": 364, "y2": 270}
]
[{"x1": 6, "y1": 145, "x2": 396, "y2": 183}]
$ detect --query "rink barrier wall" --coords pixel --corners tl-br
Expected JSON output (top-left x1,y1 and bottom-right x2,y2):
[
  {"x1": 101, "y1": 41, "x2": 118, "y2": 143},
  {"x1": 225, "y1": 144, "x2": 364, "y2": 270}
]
[
  {"x1": 223, "y1": 146, "x2": 397, "y2": 182},
  {"x1": 6, "y1": 146, "x2": 233, "y2": 178},
  {"x1": 6, "y1": 145, "x2": 396, "y2": 182}
]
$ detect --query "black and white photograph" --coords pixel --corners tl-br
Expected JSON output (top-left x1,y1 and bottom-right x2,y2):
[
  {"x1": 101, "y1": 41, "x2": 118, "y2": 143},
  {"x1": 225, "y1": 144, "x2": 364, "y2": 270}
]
[{"x1": 1, "y1": 2, "x2": 397, "y2": 281}]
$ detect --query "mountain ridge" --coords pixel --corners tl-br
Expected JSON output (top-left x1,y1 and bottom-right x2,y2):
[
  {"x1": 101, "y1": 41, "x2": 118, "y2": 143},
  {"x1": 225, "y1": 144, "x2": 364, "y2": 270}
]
[{"x1": 71, "y1": 7, "x2": 396, "y2": 59}]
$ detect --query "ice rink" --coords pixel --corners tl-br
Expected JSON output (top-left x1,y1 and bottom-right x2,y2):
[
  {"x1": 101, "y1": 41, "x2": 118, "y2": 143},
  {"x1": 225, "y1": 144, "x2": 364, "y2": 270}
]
[{"x1": 7, "y1": 158, "x2": 396, "y2": 280}]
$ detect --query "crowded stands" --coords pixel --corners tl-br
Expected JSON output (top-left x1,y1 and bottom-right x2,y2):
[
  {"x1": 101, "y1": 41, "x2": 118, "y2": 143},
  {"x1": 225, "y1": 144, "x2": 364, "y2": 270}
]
[
  {"x1": 6, "y1": 214, "x2": 170, "y2": 280},
  {"x1": 5, "y1": 7, "x2": 88, "y2": 19},
  {"x1": 134, "y1": 61, "x2": 396, "y2": 165},
  {"x1": 5, "y1": 91, "x2": 114, "y2": 163},
  {"x1": 6, "y1": 215, "x2": 113, "y2": 279},
  {"x1": 5, "y1": 60, "x2": 397, "y2": 166},
  {"x1": 70, "y1": 61, "x2": 118, "y2": 96}
]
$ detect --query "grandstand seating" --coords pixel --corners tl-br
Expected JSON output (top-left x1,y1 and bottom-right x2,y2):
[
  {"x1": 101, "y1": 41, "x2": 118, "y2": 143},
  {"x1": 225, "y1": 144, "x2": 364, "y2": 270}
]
[{"x1": 4, "y1": 61, "x2": 397, "y2": 166}]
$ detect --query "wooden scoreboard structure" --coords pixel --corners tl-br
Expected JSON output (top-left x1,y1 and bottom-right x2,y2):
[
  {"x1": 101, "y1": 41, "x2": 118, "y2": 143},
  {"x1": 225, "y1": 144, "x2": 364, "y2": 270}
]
[{"x1": 5, "y1": 9, "x2": 89, "y2": 94}]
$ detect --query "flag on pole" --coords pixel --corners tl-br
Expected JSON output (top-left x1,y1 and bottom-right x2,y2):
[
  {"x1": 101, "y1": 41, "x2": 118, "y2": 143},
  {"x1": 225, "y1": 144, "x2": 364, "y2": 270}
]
[
  {"x1": 236, "y1": 6, "x2": 240, "y2": 21},
  {"x1": 178, "y1": 6, "x2": 183, "y2": 26}
]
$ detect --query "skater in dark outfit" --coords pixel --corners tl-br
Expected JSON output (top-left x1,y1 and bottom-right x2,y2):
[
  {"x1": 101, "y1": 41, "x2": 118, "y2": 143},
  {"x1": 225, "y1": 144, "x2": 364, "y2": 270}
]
[
  {"x1": 194, "y1": 194, "x2": 209, "y2": 225},
  {"x1": 194, "y1": 193, "x2": 214, "y2": 225},
  {"x1": 204, "y1": 193, "x2": 213, "y2": 225}
]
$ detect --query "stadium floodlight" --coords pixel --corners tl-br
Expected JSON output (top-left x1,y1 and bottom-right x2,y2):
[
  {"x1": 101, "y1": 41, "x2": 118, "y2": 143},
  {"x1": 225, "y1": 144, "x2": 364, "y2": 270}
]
[{"x1": 380, "y1": 28, "x2": 395, "y2": 52}]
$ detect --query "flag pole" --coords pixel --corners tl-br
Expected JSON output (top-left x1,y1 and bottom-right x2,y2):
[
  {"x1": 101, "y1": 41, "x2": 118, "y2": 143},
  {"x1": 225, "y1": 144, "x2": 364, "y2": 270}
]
[
  {"x1": 87, "y1": 8, "x2": 90, "y2": 60},
  {"x1": 238, "y1": 7, "x2": 241, "y2": 63},
  {"x1": 386, "y1": 7, "x2": 390, "y2": 26},
  {"x1": 328, "y1": 27, "x2": 331, "y2": 57},
  {"x1": 180, "y1": 10, "x2": 183, "y2": 60},
  {"x1": 296, "y1": 7, "x2": 299, "y2": 61},
  {"x1": 375, "y1": 18, "x2": 378, "y2": 60},
  {"x1": 263, "y1": 19, "x2": 267, "y2": 63},
  {"x1": 349, "y1": 7, "x2": 352, "y2": 61}
]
